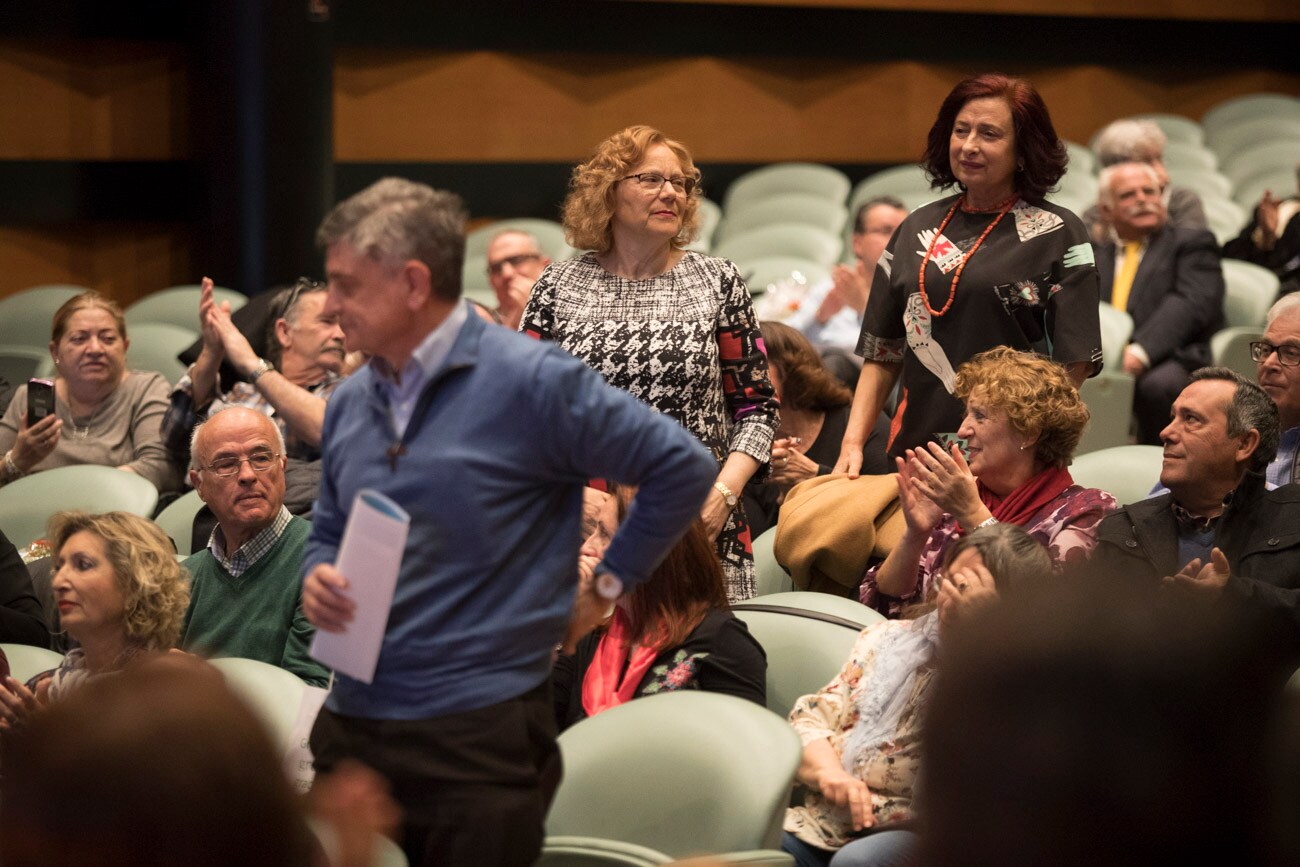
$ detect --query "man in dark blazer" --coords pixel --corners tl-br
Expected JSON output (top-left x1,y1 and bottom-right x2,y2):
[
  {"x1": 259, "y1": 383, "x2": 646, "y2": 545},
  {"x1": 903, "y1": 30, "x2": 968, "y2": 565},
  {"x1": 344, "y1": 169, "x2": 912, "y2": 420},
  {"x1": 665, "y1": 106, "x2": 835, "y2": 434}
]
[
  {"x1": 1094, "y1": 161, "x2": 1225, "y2": 444},
  {"x1": 1089, "y1": 369, "x2": 1300, "y2": 656}
]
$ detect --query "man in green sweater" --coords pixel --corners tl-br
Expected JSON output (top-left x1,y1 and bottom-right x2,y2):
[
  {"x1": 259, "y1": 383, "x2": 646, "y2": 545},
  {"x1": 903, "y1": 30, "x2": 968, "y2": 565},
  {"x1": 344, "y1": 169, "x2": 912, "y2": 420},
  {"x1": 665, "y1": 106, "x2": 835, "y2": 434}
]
[{"x1": 181, "y1": 406, "x2": 329, "y2": 686}]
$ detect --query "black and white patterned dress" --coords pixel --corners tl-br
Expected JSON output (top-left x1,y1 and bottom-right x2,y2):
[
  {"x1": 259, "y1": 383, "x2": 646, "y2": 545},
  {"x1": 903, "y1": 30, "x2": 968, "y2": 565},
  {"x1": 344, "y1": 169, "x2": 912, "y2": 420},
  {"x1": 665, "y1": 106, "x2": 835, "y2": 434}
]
[{"x1": 521, "y1": 251, "x2": 779, "y2": 601}]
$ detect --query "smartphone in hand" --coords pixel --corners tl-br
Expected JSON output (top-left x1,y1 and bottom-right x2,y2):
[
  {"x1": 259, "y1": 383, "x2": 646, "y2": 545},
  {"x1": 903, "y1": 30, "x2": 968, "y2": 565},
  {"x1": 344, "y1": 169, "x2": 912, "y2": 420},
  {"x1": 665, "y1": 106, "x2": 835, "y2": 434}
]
[{"x1": 27, "y1": 378, "x2": 56, "y2": 427}]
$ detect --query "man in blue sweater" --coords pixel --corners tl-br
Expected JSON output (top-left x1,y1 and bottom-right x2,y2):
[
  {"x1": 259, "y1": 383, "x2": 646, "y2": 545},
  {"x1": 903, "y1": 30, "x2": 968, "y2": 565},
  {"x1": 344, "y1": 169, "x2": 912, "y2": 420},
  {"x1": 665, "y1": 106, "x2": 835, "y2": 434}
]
[{"x1": 302, "y1": 178, "x2": 717, "y2": 866}]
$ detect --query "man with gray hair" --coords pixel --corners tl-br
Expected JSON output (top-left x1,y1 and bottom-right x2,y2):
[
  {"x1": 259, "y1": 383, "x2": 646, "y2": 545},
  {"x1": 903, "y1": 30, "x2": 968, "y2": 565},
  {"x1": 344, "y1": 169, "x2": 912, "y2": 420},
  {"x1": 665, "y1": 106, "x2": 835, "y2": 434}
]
[
  {"x1": 180, "y1": 406, "x2": 329, "y2": 686},
  {"x1": 1093, "y1": 161, "x2": 1224, "y2": 444},
  {"x1": 1083, "y1": 117, "x2": 1207, "y2": 239},
  {"x1": 301, "y1": 178, "x2": 716, "y2": 865},
  {"x1": 1090, "y1": 368, "x2": 1300, "y2": 643},
  {"x1": 486, "y1": 229, "x2": 551, "y2": 330},
  {"x1": 1254, "y1": 292, "x2": 1300, "y2": 486}
]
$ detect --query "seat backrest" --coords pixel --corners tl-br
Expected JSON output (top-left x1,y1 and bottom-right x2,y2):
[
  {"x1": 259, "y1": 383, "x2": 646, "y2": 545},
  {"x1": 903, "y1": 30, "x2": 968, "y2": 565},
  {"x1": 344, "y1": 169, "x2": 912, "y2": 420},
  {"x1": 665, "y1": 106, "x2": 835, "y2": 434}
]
[
  {"x1": 713, "y1": 224, "x2": 842, "y2": 272},
  {"x1": 1234, "y1": 167, "x2": 1300, "y2": 213},
  {"x1": 1210, "y1": 326, "x2": 1264, "y2": 381},
  {"x1": 723, "y1": 163, "x2": 850, "y2": 212},
  {"x1": 547, "y1": 691, "x2": 801, "y2": 857},
  {"x1": 1219, "y1": 140, "x2": 1300, "y2": 189},
  {"x1": 731, "y1": 605, "x2": 867, "y2": 718},
  {"x1": 1205, "y1": 116, "x2": 1300, "y2": 161},
  {"x1": 1096, "y1": 302, "x2": 1135, "y2": 369},
  {"x1": 1134, "y1": 113, "x2": 1205, "y2": 147},
  {"x1": 720, "y1": 193, "x2": 848, "y2": 242},
  {"x1": 1075, "y1": 370, "x2": 1136, "y2": 456},
  {"x1": 849, "y1": 164, "x2": 932, "y2": 214},
  {"x1": 125, "y1": 285, "x2": 248, "y2": 331},
  {"x1": 154, "y1": 489, "x2": 206, "y2": 556},
  {"x1": 1222, "y1": 260, "x2": 1281, "y2": 329},
  {"x1": 1161, "y1": 141, "x2": 1218, "y2": 172},
  {"x1": 1201, "y1": 93, "x2": 1300, "y2": 137},
  {"x1": 0, "y1": 464, "x2": 160, "y2": 550},
  {"x1": 0, "y1": 344, "x2": 56, "y2": 389},
  {"x1": 1201, "y1": 195, "x2": 1248, "y2": 246},
  {"x1": 742, "y1": 257, "x2": 831, "y2": 299},
  {"x1": 750, "y1": 530, "x2": 793, "y2": 597},
  {"x1": 126, "y1": 322, "x2": 199, "y2": 385},
  {"x1": 209, "y1": 656, "x2": 308, "y2": 753},
  {"x1": 0, "y1": 285, "x2": 90, "y2": 349},
  {"x1": 1166, "y1": 167, "x2": 1231, "y2": 200},
  {"x1": 1069, "y1": 445, "x2": 1165, "y2": 507},
  {"x1": 1, "y1": 642, "x2": 64, "y2": 683}
]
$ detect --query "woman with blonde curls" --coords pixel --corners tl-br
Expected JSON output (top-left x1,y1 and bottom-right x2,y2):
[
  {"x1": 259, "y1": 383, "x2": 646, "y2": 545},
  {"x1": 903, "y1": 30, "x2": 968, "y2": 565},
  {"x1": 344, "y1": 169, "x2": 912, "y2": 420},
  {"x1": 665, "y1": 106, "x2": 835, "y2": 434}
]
[
  {"x1": 521, "y1": 126, "x2": 778, "y2": 601},
  {"x1": 0, "y1": 511, "x2": 190, "y2": 728},
  {"x1": 860, "y1": 347, "x2": 1115, "y2": 618}
]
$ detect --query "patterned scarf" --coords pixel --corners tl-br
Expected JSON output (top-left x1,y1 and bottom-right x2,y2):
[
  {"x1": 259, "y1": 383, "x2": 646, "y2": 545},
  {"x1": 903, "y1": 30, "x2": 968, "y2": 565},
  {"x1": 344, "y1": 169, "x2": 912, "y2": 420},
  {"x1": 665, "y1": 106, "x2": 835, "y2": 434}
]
[
  {"x1": 841, "y1": 611, "x2": 941, "y2": 775},
  {"x1": 977, "y1": 465, "x2": 1074, "y2": 528}
]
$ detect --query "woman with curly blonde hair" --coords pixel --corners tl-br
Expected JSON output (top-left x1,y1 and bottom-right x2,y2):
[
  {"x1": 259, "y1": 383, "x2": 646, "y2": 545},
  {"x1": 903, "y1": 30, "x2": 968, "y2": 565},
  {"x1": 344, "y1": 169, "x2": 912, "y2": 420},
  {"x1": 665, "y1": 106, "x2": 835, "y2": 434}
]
[
  {"x1": 859, "y1": 347, "x2": 1115, "y2": 618},
  {"x1": 0, "y1": 511, "x2": 190, "y2": 727},
  {"x1": 521, "y1": 125, "x2": 778, "y2": 601}
]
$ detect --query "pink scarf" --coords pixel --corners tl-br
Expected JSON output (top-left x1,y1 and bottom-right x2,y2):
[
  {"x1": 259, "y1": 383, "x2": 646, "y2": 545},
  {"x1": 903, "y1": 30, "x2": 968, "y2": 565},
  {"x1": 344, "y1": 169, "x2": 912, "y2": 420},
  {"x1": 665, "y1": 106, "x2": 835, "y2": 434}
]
[{"x1": 581, "y1": 607, "x2": 661, "y2": 718}]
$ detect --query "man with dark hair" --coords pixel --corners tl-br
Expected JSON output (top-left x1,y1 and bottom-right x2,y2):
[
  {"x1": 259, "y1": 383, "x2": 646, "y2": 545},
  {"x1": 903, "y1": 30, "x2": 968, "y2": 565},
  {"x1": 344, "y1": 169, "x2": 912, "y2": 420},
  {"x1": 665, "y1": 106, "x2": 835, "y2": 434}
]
[
  {"x1": 1090, "y1": 368, "x2": 1300, "y2": 642},
  {"x1": 784, "y1": 196, "x2": 908, "y2": 352},
  {"x1": 301, "y1": 177, "x2": 716, "y2": 867}
]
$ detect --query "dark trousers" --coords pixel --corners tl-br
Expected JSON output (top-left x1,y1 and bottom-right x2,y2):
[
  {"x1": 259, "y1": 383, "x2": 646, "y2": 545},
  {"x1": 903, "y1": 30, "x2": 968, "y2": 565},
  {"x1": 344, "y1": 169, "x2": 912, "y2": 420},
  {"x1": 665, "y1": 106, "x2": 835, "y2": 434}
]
[
  {"x1": 1135, "y1": 358, "x2": 1192, "y2": 446},
  {"x1": 310, "y1": 680, "x2": 561, "y2": 867}
]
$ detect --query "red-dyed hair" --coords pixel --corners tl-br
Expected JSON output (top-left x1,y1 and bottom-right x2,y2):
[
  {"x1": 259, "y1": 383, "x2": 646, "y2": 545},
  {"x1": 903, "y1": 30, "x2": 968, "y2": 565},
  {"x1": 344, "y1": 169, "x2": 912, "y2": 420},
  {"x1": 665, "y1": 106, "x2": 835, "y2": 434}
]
[
  {"x1": 922, "y1": 73, "x2": 1068, "y2": 202},
  {"x1": 613, "y1": 489, "x2": 728, "y2": 649}
]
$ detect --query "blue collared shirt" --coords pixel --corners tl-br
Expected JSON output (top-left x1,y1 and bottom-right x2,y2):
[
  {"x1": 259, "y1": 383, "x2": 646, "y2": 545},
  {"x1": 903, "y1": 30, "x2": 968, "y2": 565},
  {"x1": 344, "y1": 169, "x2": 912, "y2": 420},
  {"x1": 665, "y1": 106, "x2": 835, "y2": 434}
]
[
  {"x1": 1268, "y1": 426, "x2": 1300, "y2": 489},
  {"x1": 369, "y1": 300, "x2": 468, "y2": 439},
  {"x1": 782, "y1": 278, "x2": 864, "y2": 352}
]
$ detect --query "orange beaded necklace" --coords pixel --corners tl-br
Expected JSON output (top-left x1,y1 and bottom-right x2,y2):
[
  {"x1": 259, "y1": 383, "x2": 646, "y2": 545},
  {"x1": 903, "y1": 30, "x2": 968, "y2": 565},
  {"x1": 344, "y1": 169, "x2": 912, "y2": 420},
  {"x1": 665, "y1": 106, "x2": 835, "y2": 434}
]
[{"x1": 918, "y1": 193, "x2": 1020, "y2": 317}]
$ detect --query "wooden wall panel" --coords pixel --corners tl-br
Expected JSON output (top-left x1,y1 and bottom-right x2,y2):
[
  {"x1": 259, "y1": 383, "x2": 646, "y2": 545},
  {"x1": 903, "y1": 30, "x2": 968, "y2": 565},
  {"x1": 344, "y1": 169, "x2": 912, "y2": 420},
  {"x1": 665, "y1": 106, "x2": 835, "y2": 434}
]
[
  {"x1": 335, "y1": 50, "x2": 1300, "y2": 164},
  {"x1": 644, "y1": 0, "x2": 1300, "y2": 23},
  {"x1": 0, "y1": 224, "x2": 192, "y2": 305},
  {"x1": 0, "y1": 39, "x2": 188, "y2": 161}
]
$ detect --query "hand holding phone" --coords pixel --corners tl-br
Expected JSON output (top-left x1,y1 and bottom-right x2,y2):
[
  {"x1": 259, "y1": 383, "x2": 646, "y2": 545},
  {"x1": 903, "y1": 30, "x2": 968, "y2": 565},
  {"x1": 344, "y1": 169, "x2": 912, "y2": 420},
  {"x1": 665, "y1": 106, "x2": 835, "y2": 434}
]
[{"x1": 10, "y1": 379, "x2": 62, "y2": 474}]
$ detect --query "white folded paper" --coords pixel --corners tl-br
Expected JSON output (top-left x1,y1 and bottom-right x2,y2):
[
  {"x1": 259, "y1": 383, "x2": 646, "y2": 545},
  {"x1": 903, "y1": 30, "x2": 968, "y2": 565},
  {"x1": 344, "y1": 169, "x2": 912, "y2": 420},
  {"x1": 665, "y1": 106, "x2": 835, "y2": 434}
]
[{"x1": 309, "y1": 489, "x2": 410, "y2": 683}]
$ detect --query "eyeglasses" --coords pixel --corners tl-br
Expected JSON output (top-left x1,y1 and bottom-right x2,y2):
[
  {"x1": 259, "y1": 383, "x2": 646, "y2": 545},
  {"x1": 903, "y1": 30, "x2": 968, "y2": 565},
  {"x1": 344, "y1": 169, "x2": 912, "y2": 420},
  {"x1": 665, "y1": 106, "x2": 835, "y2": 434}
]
[
  {"x1": 1249, "y1": 341, "x2": 1300, "y2": 367},
  {"x1": 200, "y1": 451, "x2": 282, "y2": 478},
  {"x1": 621, "y1": 172, "x2": 698, "y2": 196},
  {"x1": 487, "y1": 253, "x2": 542, "y2": 276}
]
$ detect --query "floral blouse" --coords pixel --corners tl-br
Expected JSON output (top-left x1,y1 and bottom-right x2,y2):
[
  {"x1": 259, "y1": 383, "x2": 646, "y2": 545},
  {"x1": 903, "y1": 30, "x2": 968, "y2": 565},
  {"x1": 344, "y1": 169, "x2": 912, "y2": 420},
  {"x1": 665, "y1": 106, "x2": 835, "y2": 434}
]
[
  {"x1": 860, "y1": 484, "x2": 1117, "y2": 618},
  {"x1": 785, "y1": 619, "x2": 935, "y2": 851}
]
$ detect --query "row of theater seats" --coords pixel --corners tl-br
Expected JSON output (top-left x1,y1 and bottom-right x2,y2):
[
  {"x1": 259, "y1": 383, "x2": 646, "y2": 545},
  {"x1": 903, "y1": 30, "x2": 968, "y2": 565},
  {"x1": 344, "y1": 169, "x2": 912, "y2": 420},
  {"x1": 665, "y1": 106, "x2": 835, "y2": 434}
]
[{"x1": 3, "y1": 588, "x2": 887, "y2": 865}]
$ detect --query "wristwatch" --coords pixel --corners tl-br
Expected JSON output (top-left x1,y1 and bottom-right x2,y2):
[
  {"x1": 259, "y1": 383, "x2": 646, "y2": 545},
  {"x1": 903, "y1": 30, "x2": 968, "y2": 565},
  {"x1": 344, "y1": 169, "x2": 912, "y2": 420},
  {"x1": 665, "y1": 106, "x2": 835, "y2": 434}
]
[
  {"x1": 592, "y1": 564, "x2": 624, "y2": 601},
  {"x1": 248, "y1": 358, "x2": 275, "y2": 384},
  {"x1": 713, "y1": 481, "x2": 738, "y2": 508}
]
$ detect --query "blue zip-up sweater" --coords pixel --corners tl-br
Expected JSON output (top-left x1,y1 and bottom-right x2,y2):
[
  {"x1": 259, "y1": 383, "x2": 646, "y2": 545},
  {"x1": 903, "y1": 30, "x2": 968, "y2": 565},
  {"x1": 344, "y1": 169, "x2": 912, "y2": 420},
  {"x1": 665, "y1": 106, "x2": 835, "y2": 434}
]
[{"x1": 304, "y1": 306, "x2": 716, "y2": 719}]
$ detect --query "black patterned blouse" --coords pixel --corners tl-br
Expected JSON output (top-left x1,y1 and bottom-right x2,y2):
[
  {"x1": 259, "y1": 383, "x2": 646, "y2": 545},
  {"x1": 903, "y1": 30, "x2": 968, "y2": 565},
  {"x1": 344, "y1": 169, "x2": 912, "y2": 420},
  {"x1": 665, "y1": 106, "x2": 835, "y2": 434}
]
[{"x1": 521, "y1": 251, "x2": 779, "y2": 601}]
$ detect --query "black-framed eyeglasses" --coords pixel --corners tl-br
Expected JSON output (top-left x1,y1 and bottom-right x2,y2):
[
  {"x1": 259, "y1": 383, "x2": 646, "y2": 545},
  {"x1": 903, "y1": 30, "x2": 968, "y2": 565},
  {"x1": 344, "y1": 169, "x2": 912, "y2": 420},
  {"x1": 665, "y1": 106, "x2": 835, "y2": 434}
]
[
  {"x1": 200, "y1": 451, "x2": 283, "y2": 478},
  {"x1": 1249, "y1": 341, "x2": 1300, "y2": 366},
  {"x1": 621, "y1": 172, "x2": 698, "y2": 195},
  {"x1": 487, "y1": 253, "x2": 542, "y2": 276}
]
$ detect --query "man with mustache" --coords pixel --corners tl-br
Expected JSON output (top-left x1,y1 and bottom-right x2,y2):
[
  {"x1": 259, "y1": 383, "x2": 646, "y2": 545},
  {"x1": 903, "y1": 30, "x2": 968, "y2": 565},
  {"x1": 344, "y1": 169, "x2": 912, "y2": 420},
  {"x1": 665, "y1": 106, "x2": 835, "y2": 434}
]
[{"x1": 1094, "y1": 161, "x2": 1224, "y2": 444}]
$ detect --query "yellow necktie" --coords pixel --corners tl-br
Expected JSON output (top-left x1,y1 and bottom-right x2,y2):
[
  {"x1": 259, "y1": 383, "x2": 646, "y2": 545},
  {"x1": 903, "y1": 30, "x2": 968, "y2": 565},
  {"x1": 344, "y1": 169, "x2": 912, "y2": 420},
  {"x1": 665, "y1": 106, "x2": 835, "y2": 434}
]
[{"x1": 1111, "y1": 240, "x2": 1141, "y2": 312}]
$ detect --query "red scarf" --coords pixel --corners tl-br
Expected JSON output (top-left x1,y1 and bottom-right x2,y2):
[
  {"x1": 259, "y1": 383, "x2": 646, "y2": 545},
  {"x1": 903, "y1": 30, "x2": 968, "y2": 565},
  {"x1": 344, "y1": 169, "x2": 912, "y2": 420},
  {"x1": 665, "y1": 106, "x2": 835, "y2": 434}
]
[
  {"x1": 977, "y1": 465, "x2": 1074, "y2": 528},
  {"x1": 581, "y1": 607, "x2": 661, "y2": 718}
]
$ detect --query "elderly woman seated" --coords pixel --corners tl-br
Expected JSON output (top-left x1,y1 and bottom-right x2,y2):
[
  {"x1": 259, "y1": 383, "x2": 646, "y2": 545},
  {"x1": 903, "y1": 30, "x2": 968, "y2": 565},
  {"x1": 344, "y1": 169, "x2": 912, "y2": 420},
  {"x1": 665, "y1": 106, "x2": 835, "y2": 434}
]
[
  {"x1": 744, "y1": 321, "x2": 890, "y2": 538},
  {"x1": 782, "y1": 523, "x2": 1052, "y2": 867},
  {"x1": 860, "y1": 347, "x2": 1115, "y2": 618},
  {"x1": 0, "y1": 511, "x2": 189, "y2": 727},
  {"x1": 551, "y1": 487, "x2": 767, "y2": 730},
  {"x1": 0, "y1": 292, "x2": 179, "y2": 493}
]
